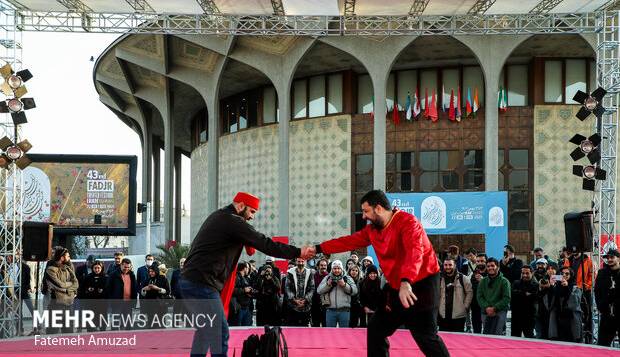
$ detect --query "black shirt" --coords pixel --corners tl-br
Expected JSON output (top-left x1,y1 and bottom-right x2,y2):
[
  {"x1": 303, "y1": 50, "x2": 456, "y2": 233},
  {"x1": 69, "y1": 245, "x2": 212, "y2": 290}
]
[{"x1": 183, "y1": 205, "x2": 300, "y2": 292}]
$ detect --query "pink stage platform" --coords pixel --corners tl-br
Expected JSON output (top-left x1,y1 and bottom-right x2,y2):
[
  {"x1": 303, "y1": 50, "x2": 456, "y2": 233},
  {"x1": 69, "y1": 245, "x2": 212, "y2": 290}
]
[{"x1": 1, "y1": 327, "x2": 618, "y2": 356}]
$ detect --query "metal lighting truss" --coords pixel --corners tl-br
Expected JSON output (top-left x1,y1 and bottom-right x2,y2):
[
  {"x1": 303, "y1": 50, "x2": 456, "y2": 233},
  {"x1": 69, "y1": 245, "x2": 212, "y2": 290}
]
[
  {"x1": 592, "y1": 9, "x2": 620, "y2": 342},
  {"x1": 0, "y1": 11, "x2": 598, "y2": 36},
  {"x1": 0, "y1": 0, "x2": 23, "y2": 339}
]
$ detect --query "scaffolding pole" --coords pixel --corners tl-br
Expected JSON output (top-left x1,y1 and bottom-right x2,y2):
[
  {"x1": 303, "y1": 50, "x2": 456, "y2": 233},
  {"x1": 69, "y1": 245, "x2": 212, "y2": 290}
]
[{"x1": 0, "y1": 0, "x2": 23, "y2": 339}]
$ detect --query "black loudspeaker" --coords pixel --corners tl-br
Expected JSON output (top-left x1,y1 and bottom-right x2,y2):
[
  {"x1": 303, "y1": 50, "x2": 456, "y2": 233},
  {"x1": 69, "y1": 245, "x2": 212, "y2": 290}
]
[
  {"x1": 94, "y1": 214, "x2": 102, "y2": 224},
  {"x1": 563, "y1": 211, "x2": 594, "y2": 252},
  {"x1": 22, "y1": 221, "x2": 53, "y2": 261}
]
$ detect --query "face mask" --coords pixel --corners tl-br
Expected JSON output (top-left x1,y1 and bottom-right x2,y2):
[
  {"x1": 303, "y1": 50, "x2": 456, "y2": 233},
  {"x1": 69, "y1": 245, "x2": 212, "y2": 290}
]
[{"x1": 146, "y1": 260, "x2": 154, "y2": 267}]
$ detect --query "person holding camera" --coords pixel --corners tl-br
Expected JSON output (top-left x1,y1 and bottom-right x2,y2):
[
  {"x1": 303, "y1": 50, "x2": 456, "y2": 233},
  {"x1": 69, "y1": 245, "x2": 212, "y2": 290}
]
[
  {"x1": 549, "y1": 266, "x2": 582, "y2": 342},
  {"x1": 229, "y1": 261, "x2": 254, "y2": 326},
  {"x1": 80, "y1": 260, "x2": 107, "y2": 332},
  {"x1": 284, "y1": 257, "x2": 314, "y2": 326},
  {"x1": 255, "y1": 263, "x2": 281, "y2": 326},
  {"x1": 535, "y1": 261, "x2": 556, "y2": 339},
  {"x1": 317, "y1": 260, "x2": 357, "y2": 327}
]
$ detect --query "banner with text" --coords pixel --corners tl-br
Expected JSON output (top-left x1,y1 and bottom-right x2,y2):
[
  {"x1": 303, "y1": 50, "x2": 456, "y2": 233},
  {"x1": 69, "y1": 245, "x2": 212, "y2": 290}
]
[{"x1": 367, "y1": 192, "x2": 508, "y2": 261}]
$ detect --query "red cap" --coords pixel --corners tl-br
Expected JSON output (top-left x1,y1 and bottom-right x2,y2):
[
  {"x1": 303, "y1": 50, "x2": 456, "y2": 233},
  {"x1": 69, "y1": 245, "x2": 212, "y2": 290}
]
[{"x1": 233, "y1": 192, "x2": 260, "y2": 210}]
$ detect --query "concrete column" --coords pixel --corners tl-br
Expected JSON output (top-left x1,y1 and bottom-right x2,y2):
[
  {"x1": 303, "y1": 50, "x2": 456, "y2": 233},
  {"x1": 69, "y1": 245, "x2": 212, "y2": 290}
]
[
  {"x1": 454, "y1": 35, "x2": 531, "y2": 191},
  {"x1": 206, "y1": 95, "x2": 219, "y2": 213},
  {"x1": 484, "y1": 70, "x2": 500, "y2": 191},
  {"x1": 163, "y1": 80, "x2": 175, "y2": 242},
  {"x1": 153, "y1": 139, "x2": 161, "y2": 222},
  {"x1": 174, "y1": 148, "x2": 182, "y2": 242},
  {"x1": 276, "y1": 83, "x2": 290, "y2": 235},
  {"x1": 141, "y1": 118, "x2": 153, "y2": 223},
  {"x1": 371, "y1": 76, "x2": 387, "y2": 191}
]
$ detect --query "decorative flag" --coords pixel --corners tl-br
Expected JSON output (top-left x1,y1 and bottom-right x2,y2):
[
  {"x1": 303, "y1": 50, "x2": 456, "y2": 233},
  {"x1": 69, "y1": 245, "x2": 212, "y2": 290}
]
[
  {"x1": 424, "y1": 88, "x2": 429, "y2": 119},
  {"x1": 498, "y1": 87, "x2": 507, "y2": 112},
  {"x1": 392, "y1": 101, "x2": 400, "y2": 125},
  {"x1": 456, "y1": 86, "x2": 462, "y2": 122},
  {"x1": 503, "y1": 87, "x2": 508, "y2": 112},
  {"x1": 429, "y1": 89, "x2": 438, "y2": 122},
  {"x1": 413, "y1": 89, "x2": 421, "y2": 119},
  {"x1": 448, "y1": 89, "x2": 455, "y2": 121},
  {"x1": 466, "y1": 87, "x2": 472, "y2": 117},
  {"x1": 405, "y1": 92, "x2": 412, "y2": 121},
  {"x1": 473, "y1": 88, "x2": 479, "y2": 116}
]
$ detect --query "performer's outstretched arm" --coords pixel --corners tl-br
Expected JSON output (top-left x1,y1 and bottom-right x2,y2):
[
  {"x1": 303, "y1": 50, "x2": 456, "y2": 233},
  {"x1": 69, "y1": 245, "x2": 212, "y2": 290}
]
[{"x1": 315, "y1": 228, "x2": 371, "y2": 255}]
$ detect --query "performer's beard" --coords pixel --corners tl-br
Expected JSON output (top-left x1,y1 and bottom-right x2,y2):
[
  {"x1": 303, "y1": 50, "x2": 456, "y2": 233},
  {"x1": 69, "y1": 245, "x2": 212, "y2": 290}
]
[{"x1": 369, "y1": 217, "x2": 384, "y2": 229}]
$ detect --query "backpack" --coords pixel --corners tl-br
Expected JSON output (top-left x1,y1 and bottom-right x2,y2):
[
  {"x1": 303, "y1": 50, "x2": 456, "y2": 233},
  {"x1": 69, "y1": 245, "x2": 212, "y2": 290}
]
[{"x1": 241, "y1": 326, "x2": 288, "y2": 357}]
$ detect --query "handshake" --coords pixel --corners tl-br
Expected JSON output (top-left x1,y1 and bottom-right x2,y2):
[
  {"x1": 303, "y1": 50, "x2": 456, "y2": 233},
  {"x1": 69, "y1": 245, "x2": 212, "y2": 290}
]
[{"x1": 299, "y1": 245, "x2": 317, "y2": 260}]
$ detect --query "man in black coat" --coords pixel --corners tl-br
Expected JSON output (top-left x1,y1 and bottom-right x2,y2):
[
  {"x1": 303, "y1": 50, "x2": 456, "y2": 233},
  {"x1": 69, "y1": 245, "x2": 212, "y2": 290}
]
[
  {"x1": 500, "y1": 244, "x2": 523, "y2": 284},
  {"x1": 510, "y1": 265, "x2": 539, "y2": 338},
  {"x1": 180, "y1": 192, "x2": 313, "y2": 357},
  {"x1": 595, "y1": 249, "x2": 620, "y2": 346},
  {"x1": 106, "y1": 258, "x2": 138, "y2": 330}
]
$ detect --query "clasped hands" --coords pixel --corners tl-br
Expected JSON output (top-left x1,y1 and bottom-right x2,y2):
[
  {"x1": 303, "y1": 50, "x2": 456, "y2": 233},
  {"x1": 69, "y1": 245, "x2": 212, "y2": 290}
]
[{"x1": 299, "y1": 245, "x2": 317, "y2": 260}]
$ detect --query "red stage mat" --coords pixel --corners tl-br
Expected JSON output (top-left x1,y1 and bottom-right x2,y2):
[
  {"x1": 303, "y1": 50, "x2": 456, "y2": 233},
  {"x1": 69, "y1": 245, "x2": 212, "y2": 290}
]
[{"x1": 1, "y1": 327, "x2": 618, "y2": 356}]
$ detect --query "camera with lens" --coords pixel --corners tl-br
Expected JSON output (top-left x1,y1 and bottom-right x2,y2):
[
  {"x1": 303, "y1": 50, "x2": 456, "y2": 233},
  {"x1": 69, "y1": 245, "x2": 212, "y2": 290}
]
[{"x1": 330, "y1": 273, "x2": 343, "y2": 286}]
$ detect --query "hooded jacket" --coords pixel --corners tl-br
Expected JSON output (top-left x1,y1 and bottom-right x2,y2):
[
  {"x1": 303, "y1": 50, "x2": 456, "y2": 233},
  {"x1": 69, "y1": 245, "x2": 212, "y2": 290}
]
[{"x1": 317, "y1": 272, "x2": 358, "y2": 309}]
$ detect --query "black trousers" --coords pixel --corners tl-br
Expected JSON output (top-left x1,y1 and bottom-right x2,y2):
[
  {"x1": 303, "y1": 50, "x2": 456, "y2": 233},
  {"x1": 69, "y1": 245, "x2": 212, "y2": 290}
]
[
  {"x1": 598, "y1": 313, "x2": 620, "y2": 346},
  {"x1": 438, "y1": 316, "x2": 465, "y2": 332},
  {"x1": 471, "y1": 301, "x2": 482, "y2": 333},
  {"x1": 367, "y1": 273, "x2": 450, "y2": 357},
  {"x1": 511, "y1": 313, "x2": 535, "y2": 338}
]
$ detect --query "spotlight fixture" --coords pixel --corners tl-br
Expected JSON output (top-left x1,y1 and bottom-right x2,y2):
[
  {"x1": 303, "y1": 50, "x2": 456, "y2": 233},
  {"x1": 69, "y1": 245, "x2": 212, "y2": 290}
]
[
  {"x1": 0, "y1": 63, "x2": 35, "y2": 125},
  {"x1": 569, "y1": 133, "x2": 601, "y2": 164},
  {"x1": 0, "y1": 97, "x2": 35, "y2": 125},
  {"x1": 573, "y1": 87, "x2": 606, "y2": 121},
  {"x1": 0, "y1": 135, "x2": 32, "y2": 170},
  {"x1": 573, "y1": 164, "x2": 607, "y2": 191}
]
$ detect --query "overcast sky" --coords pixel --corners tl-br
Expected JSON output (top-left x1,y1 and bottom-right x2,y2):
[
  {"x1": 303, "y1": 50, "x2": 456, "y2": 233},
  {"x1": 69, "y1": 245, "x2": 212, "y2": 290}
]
[{"x1": 20, "y1": 31, "x2": 192, "y2": 212}]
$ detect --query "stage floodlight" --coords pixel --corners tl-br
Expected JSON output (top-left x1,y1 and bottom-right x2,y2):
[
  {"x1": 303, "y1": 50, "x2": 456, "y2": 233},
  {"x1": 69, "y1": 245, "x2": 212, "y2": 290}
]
[
  {"x1": 573, "y1": 87, "x2": 607, "y2": 121},
  {"x1": 15, "y1": 155, "x2": 31, "y2": 170},
  {"x1": 569, "y1": 133, "x2": 601, "y2": 164},
  {"x1": 573, "y1": 164, "x2": 607, "y2": 191},
  {"x1": 0, "y1": 136, "x2": 13, "y2": 151},
  {"x1": 6, "y1": 146, "x2": 21, "y2": 161},
  {"x1": 0, "y1": 155, "x2": 10, "y2": 169},
  {"x1": 7, "y1": 98, "x2": 22, "y2": 112},
  {"x1": 17, "y1": 139, "x2": 31, "y2": 153},
  {"x1": 0, "y1": 64, "x2": 32, "y2": 97},
  {"x1": 10, "y1": 111, "x2": 26, "y2": 125}
]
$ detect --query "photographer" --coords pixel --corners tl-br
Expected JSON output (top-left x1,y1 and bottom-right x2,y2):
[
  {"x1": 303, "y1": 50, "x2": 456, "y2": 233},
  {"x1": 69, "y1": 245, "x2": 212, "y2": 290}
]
[
  {"x1": 255, "y1": 263, "x2": 281, "y2": 326},
  {"x1": 230, "y1": 261, "x2": 254, "y2": 326},
  {"x1": 594, "y1": 249, "x2": 620, "y2": 346},
  {"x1": 549, "y1": 267, "x2": 582, "y2": 342},
  {"x1": 80, "y1": 260, "x2": 107, "y2": 332},
  {"x1": 535, "y1": 262, "x2": 555, "y2": 339},
  {"x1": 285, "y1": 258, "x2": 314, "y2": 326},
  {"x1": 317, "y1": 260, "x2": 358, "y2": 327}
]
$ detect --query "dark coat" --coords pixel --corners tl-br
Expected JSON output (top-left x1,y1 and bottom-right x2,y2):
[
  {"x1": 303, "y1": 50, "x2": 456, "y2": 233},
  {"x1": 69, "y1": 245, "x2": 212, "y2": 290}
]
[
  {"x1": 106, "y1": 270, "x2": 138, "y2": 302},
  {"x1": 81, "y1": 272, "x2": 107, "y2": 299},
  {"x1": 500, "y1": 257, "x2": 524, "y2": 284},
  {"x1": 141, "y1": 274, "x2": 170, "y2": 300},
  {"x1": 359, "y1": 277, "x2": 382, "y2": 312},
  {"x1": 183, "y1": 204, "x2": 300, "y2": 292},
  {"x1": 511, "y1": 279, "x2": 539, "y2": 317},
  {"x1": 595, "y1": 266, "x2": 620, "y2": 316},
  {"x1": 18, "y1": 262, "x2": 31, "y2": 299},
  {"x1": 170, "y1": 269, "x2": 182, "y2": 299},
  {"x1": 136, "y1": 265, "x2": 149, "y2": 290}
]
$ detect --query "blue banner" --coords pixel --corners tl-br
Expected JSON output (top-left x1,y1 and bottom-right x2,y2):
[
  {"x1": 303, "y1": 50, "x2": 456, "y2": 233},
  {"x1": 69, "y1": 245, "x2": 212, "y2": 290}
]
[{"x1": 367, "y1": 192, "x2": 508, "y2": 262}]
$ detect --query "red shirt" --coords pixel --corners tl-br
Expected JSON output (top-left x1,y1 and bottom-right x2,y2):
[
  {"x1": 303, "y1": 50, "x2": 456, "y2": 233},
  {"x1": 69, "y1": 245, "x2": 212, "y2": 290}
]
[{"x1": 319, "y1": 209, "x2": 439, "y2": 290}]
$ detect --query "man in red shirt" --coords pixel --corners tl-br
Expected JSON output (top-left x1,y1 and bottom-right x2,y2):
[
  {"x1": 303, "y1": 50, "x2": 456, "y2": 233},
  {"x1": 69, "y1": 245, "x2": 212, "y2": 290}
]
[{"x1": 312, "y1": 190, "x2": 450, "y2": 357}]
